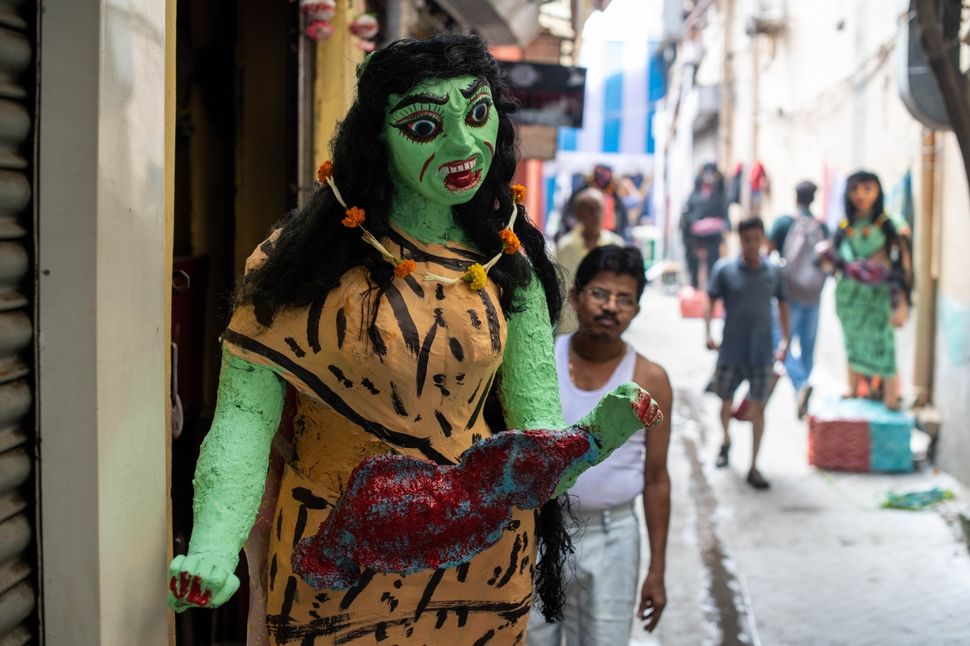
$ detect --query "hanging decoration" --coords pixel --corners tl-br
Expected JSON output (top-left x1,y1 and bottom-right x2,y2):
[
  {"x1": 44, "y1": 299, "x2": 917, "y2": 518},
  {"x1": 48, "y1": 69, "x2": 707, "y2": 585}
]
[
  {"x1": 349, "y1": 12, "x2": 380, "y2": 51},
  {"x1": 300, "y1": 0, "x2": 335, "y2": 21},
  {"x1": 300, "y1": 0, "x2": 336, "y2": 41}
]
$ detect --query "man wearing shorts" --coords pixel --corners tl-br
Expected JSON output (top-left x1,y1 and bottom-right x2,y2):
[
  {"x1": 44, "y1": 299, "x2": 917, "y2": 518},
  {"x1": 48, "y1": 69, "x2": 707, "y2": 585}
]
[{"x1": 705, "y1": 217, "x2": 790, "y2": 489}]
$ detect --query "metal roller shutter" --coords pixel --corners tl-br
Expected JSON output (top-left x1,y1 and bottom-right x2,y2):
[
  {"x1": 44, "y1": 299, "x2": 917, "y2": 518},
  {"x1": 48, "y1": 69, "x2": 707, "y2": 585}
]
[{"x1": 0, "y1": 0, "x2": 33, "y2": 643}]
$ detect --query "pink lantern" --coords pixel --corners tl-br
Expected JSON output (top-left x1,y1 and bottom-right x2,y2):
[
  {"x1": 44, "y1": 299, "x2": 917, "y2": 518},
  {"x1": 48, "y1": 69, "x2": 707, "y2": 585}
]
[
  {"x1": 355, "y1": 39, "x2": 376, "y2": 52},
  {"x1": 305, "y1": 20, "x2": 334, "y2": 41},
  {"x1": 348, "y1": 13, "x2": 379, "y2": 41},
  {"x1": 300, "y1": 0, "x2": 336, "y2": 23}
]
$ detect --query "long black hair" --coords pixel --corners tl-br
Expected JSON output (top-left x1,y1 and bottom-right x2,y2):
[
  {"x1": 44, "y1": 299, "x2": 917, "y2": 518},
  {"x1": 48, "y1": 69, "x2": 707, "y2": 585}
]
[
  {"x1": 237, "y1": 33, "x2": 571, "y2": 620},
  {"x1": 239, "y1": 33, "x2": 560, "y2": 327}
]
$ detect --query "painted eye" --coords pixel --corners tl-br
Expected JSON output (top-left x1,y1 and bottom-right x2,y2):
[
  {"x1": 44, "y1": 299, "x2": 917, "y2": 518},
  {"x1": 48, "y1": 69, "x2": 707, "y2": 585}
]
[
  {"x1": 394, "y1": 112, "x2": 443, "y2": 142},
  {"x1": 466, "y1": 99, "x2": 491, "y2": 126},
  {"x1": 405, "y1": 117, "x2": 440, "y2": 140}
]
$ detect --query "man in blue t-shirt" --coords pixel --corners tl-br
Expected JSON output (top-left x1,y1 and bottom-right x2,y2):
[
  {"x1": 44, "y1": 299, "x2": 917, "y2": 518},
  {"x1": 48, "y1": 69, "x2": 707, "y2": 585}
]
[{"x1": 705, "y1": 218, "x2": 790, "y2": 489}]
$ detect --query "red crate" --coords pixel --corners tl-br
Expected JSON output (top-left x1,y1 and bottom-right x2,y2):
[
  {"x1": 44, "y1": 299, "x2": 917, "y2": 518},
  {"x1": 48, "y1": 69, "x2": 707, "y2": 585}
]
[
  {"x1": 807, "y1": 416, "x2": 870, "y2": 471},
  {"x1": 679, "y1": 286, "x2": 724, "y2": 319}
]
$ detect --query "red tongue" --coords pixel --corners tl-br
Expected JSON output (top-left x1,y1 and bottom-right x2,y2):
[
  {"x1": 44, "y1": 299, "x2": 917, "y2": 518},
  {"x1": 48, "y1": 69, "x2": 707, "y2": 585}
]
[{"x1": 445, "y1": 169, "x2": 479, "y2": 190}]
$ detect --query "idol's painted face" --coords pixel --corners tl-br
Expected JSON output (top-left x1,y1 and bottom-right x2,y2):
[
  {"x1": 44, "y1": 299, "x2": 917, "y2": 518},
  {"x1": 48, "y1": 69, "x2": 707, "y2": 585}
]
[
  {"x1": 848, "y1": 180, "x2": 880, "y2": 215},
  {"x1": 384, "y1": 75, "x2": 499, "y2": 206}
]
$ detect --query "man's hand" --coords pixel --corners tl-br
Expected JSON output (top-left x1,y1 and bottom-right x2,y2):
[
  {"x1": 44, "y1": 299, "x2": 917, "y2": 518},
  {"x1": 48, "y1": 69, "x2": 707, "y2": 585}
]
[
  {"x1": 638, "y1": 571, "x2": 667, "y2": 632},
  {"x1": 706, "y1": 335, "x2": 719, "y2": 351},
  {"x1": 774, "y1": 339, "x2": 789, "y2": 362}
]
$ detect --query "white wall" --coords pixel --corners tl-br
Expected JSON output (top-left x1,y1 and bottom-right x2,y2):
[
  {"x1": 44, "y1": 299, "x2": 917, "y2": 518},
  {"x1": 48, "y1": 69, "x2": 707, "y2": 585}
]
[
  {"x1": 731, "y1": 0, "x2": 922, "y2": 220},
  {"x1": 935, "y1": 134, "x2": 970, "y2": 483},
  {"x1": 37, "y1": 1, "x2": 170, "y2": 642}
]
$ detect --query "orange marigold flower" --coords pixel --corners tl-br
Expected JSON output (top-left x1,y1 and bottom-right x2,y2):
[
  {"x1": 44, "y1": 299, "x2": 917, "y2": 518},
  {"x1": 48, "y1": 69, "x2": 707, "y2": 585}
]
[
  {"x1": 342, "y1": 206, "x2": 366, "y2": 228},
  {"x1": 510, "y1": 184, "x2": 526, "y2": 204},
  {"x1": 862, "y1": 225, "x2": 871, "y2": 238},
  {"x1": 317, "y1": 160, "x2": 334, "y2": 184},
  {"x1": 394, "y1": 259, "x2": 417, "y2": 278},
  {"x1": 498, "y1": 228, "x2": 521, "y2": 254}
]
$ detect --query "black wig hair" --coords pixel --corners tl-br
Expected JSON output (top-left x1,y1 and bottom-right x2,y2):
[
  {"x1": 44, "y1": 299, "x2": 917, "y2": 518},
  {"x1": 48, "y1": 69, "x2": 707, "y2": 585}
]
[
  {"x1": 236, "y1": 32, "x2": 571, "y2": 621},
  {"x1": 239, "y1": 32, "x2": 561, "y2": 327},
  {"x1": 843, "y1": 170, "x2": 885, "y2": 222},
  {"x1": 573, "y1": 244, "x2": 647, "y2": 299}
]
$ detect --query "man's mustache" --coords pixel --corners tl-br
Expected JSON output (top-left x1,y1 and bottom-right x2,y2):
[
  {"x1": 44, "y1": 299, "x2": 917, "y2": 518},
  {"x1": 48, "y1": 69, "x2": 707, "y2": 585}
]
[{"x1": 594, "y1": 313, "x2": 619, "y2": 325}]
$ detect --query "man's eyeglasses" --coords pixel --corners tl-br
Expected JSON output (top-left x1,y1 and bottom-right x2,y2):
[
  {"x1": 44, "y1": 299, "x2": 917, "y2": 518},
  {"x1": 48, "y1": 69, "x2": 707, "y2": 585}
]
[{"x1": 583, "y1": 286, "x2": 638, "y2": 310}]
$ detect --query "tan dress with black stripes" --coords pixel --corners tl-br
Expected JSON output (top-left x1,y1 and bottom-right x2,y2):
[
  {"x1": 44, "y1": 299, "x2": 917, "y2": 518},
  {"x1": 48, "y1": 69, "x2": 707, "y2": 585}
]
[{"x1": 225, "y1": 226, "x2": 537, "y2": 645}]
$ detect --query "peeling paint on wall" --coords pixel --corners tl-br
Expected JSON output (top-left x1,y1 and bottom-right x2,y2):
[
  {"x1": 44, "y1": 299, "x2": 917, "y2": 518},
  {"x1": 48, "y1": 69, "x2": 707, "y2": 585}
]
[{"x1": 939, "y1": 296, "x2": 970, "y2": 368}]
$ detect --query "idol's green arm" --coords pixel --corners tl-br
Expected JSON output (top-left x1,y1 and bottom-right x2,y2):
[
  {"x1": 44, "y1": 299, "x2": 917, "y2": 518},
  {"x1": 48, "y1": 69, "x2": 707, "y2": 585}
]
[
  {"x1": 167, "y1": 347, "x2": 285, "y2": 613},
  {"x1": 498, "y1": 272, "x2": 654, "y2": 497}
]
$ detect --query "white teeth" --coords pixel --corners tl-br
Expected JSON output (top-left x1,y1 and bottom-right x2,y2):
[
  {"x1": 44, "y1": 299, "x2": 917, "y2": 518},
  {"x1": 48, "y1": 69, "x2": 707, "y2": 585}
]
[{"x1": 438, "y1": 158, "x2": 476, "y2": 177}]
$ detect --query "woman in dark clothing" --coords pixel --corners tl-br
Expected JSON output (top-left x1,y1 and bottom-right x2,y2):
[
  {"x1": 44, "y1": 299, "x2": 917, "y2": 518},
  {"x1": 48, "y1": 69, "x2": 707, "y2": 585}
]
[{"x1": 682, "y1": 163, "x2": 729, "y2": 288}]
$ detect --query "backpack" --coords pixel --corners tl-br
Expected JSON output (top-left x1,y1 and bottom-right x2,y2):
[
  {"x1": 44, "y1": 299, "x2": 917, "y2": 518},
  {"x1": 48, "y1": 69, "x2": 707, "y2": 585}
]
[{"x1": 780, "y1": 214, "x2": 826, "y2": 303}]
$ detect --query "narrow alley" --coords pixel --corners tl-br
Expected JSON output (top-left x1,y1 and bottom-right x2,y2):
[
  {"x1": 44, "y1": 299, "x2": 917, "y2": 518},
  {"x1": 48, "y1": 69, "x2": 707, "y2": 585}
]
[{"x1": 626, "y1": 284, "x2": 970, "y2": 645}]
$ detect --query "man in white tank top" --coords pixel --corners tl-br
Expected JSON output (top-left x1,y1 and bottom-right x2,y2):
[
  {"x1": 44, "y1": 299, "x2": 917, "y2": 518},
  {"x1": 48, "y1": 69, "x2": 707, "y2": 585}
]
[{"x1": 528, "y1": 245, "x2": 672, "y2": 645}]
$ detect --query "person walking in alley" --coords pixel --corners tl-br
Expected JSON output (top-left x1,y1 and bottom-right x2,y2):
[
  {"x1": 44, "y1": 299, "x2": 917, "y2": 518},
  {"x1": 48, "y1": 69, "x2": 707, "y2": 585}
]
[
  {"x1": 556, "y1": 188, "x2": 626, "y2": 333},
  {"x1": 682, "y1": 162, "x2": 729, "y2": 289},
  {"x1": 559, "y1": 163, "x2": 631, "y2": 241},
  {"x1": 528, "y1": 245, "x2": 672, "y2": 644},
  {"x1": 769, "y1": 181, "x2": 828, "y2": 418},
  {"x1": 705, "y1": 218, "x2": 789, "y2": 489}
]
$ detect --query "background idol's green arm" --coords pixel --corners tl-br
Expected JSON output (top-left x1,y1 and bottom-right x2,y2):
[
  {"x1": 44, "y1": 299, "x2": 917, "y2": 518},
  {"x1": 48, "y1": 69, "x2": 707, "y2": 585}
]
[
  {"x1": 497, "y1": 271, "x2": 566, "y2": 430},
  {"x1": 168, "y1": 347, "x2": 285, "y2": 612}
]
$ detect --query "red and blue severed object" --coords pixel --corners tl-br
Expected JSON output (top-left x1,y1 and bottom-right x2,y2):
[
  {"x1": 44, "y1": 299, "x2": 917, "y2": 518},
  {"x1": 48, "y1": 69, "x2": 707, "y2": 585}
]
[{"x1": 292, "y1": 393, "x2": 661, "y2": 590}]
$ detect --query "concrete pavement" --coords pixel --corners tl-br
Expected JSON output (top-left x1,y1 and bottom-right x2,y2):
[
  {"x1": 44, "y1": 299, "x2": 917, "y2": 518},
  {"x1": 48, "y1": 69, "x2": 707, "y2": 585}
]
[{"x1": 623, "y1": 284, "x2": 970, "y2": 646}]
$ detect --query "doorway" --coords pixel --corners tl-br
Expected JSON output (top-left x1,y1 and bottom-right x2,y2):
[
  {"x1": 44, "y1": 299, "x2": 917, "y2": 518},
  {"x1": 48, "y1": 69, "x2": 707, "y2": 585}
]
[{"x1": 171, "y1": 0, "x2": 301, "y2": 642}]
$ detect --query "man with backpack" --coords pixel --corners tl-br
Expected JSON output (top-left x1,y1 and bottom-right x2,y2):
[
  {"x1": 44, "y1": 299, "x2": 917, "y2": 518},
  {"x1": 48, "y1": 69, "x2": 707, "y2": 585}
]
[{"x1": 769, "y1": 181, "x2": 829, "y2": 418}]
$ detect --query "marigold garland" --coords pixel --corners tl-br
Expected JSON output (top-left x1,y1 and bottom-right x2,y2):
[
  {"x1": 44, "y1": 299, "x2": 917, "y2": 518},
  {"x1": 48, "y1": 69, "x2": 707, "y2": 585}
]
[
  {"x1": 317, "y1": 160, "x2": 334, "y2": 184},
  {"x1": 322, "y1": 167, "x2": 523, "y2": 291},
  {"x1": 498, "y1": 228, "x2": 520, "y2": 254},
  {"x1": 342, "y1": 206, "x2": 366, "y2": 228},
  {"x1": 394, "y1": 259, "x2": 416, "y2": 278},
  {"x1": 462, "y1": 263, "x2": 488, "y2": 291},
  {"x1": 841, "y1": 214, "x2": 886, "y2": 239}
]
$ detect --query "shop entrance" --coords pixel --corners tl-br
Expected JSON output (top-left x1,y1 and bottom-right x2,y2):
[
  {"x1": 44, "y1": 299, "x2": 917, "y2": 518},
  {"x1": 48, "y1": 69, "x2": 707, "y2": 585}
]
[{"x1": 171, "y1": 1, "x2": 303, "y2": 642}]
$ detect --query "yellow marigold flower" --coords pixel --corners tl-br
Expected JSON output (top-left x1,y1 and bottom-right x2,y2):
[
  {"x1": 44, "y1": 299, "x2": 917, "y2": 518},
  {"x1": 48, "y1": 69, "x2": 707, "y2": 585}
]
[
  {"x1": 839, "y1": 219, "x2": 849, "y2": 230},
  {"x1": 498, "y1": 228, "x2": 520, "y2": 254},
  {"x1": 342, "y1": 206, "x2": 366, "y2": 228},
  {"x1": 394, "y1": 258, "x2": 417, "y2": 278},
  {"x1": 317, "y1": 160, "x2": 334, "y2": 184},
  {"x1": 510, "y1": 184, "x2": 527, "y2": 204},
  {"x1": 462, "y1": 263, "x2": 488, "y2": 291}
]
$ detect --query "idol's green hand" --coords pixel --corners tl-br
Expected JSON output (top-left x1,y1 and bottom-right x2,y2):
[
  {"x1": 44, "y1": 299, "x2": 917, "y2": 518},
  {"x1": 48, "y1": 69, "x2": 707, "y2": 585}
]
[
  {"x1": 167, "y1": 348, "x2": 284, "y2": 612},
  {"x1": 553, "y1": 382, "x2": 662, "y2": 497},
  {"x1": 168, "y1": 553, "x2": 240, "y2": 613}
]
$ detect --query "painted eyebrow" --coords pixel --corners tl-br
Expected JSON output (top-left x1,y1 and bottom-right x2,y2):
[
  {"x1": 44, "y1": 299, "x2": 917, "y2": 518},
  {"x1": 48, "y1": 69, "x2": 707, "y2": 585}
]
[
  {"x1": 390, "y1": 92, "x2": 448, "y2": 113},
  {"x1": 460, "y1": 78, "x2": 487, "y2": 99}
]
